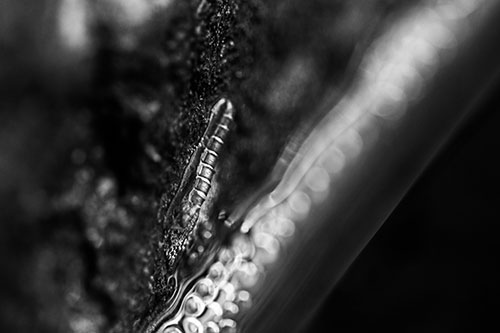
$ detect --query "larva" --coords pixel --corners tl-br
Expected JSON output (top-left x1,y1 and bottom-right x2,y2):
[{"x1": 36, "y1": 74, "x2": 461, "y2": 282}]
[
  {"x1": 161, "y1": 98, "x2": 235, "y2": 274},
  {"x1": 189, "y1": 98, "x2": 234, "y2": 206}
]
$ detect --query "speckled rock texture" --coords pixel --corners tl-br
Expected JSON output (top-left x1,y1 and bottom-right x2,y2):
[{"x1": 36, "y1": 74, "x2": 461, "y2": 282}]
[{"x1": 0, "y1": 1, "x2": 418, "y2": 332}]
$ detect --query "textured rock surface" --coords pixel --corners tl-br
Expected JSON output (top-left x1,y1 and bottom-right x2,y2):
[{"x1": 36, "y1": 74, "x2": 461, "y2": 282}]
[{"x1": 0, "y1": 1, "x2": 450, "y2": 332}]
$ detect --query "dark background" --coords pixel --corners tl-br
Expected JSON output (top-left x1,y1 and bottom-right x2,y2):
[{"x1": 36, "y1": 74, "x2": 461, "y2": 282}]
[
  {"x1": 1, "y1": 1, "x2": 499, "y2": 332},
  {"x1": 311, "y1": 82, "x2": 500, "y2": 332}
]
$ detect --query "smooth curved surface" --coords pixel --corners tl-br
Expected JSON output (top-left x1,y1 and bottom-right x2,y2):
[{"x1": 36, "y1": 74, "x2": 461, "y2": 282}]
[{"x1": 239, "y1": 1, "x2": 500, "y2": 332}]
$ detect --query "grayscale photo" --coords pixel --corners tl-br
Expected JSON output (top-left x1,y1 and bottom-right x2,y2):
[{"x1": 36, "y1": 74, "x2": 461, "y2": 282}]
[{"x1": 1, "y1": 0, "x2": 499, "y2": 332}]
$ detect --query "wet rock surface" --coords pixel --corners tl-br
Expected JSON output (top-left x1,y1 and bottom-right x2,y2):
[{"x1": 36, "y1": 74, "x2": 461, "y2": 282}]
[{"x1": 0, "y1": 1, "x2": 444, "y2": 332}]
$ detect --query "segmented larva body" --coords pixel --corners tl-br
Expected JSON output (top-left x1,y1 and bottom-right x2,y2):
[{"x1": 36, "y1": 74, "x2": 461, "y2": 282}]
[
  {"x1": 163, "y1": 98, "x2": 235, "y2": 264},
  {"x1": 149, "y1": 98, "x2": 235, "y2": 333},
  {"x1": 189, "y1": 98, "x2": 235, "y2": 207}
]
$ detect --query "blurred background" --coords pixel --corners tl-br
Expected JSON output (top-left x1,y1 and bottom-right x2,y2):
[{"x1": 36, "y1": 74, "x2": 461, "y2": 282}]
[
  {"x1": 1, "y1": 0, "x2": 499, "y2": 332},
  {"x1": 310, "y1": 80, "x2": 500, "y2": 332}
]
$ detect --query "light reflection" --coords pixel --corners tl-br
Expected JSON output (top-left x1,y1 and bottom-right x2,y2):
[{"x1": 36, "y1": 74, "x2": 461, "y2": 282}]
[
  {"x1": 236, "y1": 290, "x2": 251, "y2": 308},
  {"x1": 252, "y1": 233, "x2": 280, "y2": 261},
  {"x1": 162, "y1": 327, "x2": 182, "y2": 333},
  {"x1": 149, "y1": 1, "x2": 491, "y2": 332},
  {"x1": 304, "y1": 166, "x2": 330, "y2": 194},
  {"x1": 232, "y1": 234, "x2": 255, "y2": 259},
  {"x1": 391, "y1": 63, "x2": 424, "y2": 102},
  {"x1": 275, "y1": 217, "x2": 296, "y2": 238},
  {"x1": 59, "y1": 0, "x2": 90, "y2": 51},
  {"x1": 372, "y1": 81, "x2": 407, "y2": 119},
  {"x1": 416, "y1": 9, "x2": 457, "y2": 49},
  {"x1": 182, "y1": 317, "x2": 203, "y2": 333},
  {"x1": 336, "y1": 128, "x2": 363, "y2": 160},
  {"x1": 287, "y1": 191, "x2": 311, "y2": 217},
  {"x1": 319, "y1": 146, "x2": 346, "y2": 175}
]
